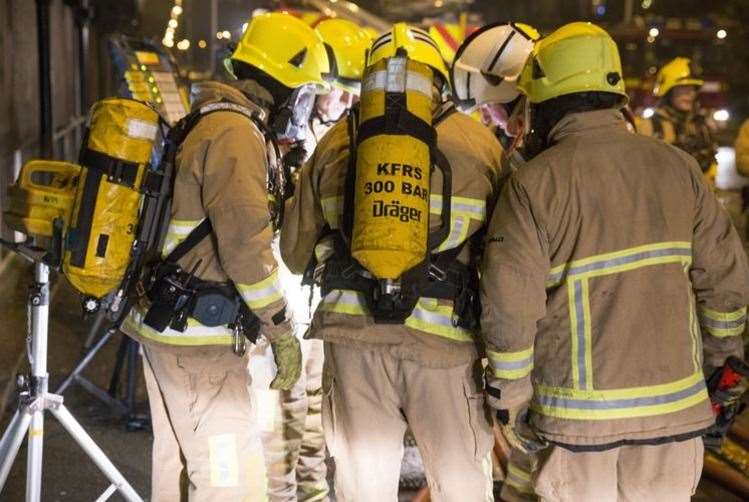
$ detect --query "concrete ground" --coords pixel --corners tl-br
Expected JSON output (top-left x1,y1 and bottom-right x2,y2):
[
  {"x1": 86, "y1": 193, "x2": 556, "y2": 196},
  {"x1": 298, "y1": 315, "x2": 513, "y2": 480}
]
[{"x1": 0, "y1": 255, "x2": 746, "y2": 501}]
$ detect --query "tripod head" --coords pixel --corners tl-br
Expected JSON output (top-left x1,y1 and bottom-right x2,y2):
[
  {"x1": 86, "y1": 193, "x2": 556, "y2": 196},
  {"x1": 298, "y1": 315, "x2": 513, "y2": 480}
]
[{"x1": 0, "y1": 217, "x2": 64, "y2": 267}]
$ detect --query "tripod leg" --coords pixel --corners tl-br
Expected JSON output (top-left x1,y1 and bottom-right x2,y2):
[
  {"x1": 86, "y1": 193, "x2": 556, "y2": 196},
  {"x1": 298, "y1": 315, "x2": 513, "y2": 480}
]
[
  {"x1": 25, "y1": 409, "x2": 44, "y2": 502},
  {"x1": 55, "y1": 328, "x2": 115, "y2": 395},
  {"x1": 0, "y1": 410, "x2": 32, "y2": 492},
  {"x1": 49, "y1": 403, "x2": 143, "y2": 502},
  {"x1": 83, "y1": 311, "x2": 106, "y2": 351}
]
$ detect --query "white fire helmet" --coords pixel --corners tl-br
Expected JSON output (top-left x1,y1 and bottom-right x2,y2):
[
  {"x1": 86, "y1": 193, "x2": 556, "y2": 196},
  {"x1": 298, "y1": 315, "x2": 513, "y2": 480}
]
[{"x1": 450, "y1": 22, "x2": 540, "y2": 113}]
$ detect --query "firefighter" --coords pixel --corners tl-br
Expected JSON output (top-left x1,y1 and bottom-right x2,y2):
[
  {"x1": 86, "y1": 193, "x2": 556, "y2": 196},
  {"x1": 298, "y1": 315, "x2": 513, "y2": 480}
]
[
  {"x1": 638, "y1": 57, "x2": 719, "y2": 183},
  {"x1": 480, "y1": 22, "x2": 749, "y2": 502},
  {"x1": 280, "y1": 24, "x2": 504, "y2": 501},
  {"x1": 255, "y1": 17, "x2": 370, "y2": 502},
  {"x1": 121, "y1": 12, "x2": 330, "y2": 501},
  {"x1": 451, "y1": 22, "x2": 539, "y2": 502}
]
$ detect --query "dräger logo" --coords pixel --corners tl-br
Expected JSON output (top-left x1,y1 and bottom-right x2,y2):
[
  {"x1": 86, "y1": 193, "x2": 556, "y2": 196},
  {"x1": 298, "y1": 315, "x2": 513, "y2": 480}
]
[{"x1": 372, "y1": 199, "x2": 422, "y2": 222}]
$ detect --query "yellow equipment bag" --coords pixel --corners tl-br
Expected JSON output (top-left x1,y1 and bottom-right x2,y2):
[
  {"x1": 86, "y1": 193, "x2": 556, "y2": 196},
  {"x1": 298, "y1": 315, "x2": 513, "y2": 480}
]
[
  {"x1": 4, "y1": 160, "x2": 80, "y2": 237},
  {"x1": 63, "y1": 98, "x2": 160, "y2": 299},
  {"x1": 349, "y1": 54, "x2": 447, "y2": 279}
]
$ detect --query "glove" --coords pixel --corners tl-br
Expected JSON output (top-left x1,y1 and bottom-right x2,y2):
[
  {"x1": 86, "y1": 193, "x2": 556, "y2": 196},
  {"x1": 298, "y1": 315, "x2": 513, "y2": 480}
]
[
  {"x1": 269, "y1": 332, "x2": 302, "y2": 390},
  {"x1": 498, "y1": 409, "x2": 548, "y2": 454}
]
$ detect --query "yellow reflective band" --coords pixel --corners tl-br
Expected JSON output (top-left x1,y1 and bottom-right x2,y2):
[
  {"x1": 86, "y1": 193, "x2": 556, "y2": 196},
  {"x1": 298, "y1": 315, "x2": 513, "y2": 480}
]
[
  {"x1": 319, "y1": 289, "x2": 367, "y2": 315},
  {"x1": 547, "y1": 241, "x2": 692, "y2": 287},
  {"x1": 688, "y1": 294, "x2": 701, "y2": 372},
  {"x1": 123, "y1": 309, "x2": 234, "y2": 346},
  {"x1": 161, "y1": 218, "x2": 204, "y2": 256},
  {"x1": 506, "y1": 463, "x2": 534, "y2": 495},
  {"x1": 436, "y1": 215, "x2": 471, "y2": 253},
  {"x1": 430, "y1": 195, "x2": 486, "y2": 221},
  {"x1": 487, "y1": 347, "x2": 534, "y2": 379},
  {"x1": 321, "y1": 196, "x2": 343, "y2": 229},
  {"x1": 237, "y1": 270, "x2": 284, "y2": 310},
  {"x1": 532, "y1": 371, "x2": 708, "y2": 420},
  {"x1": 699, "y1": 306, "x2": 747, "y2": 338}
]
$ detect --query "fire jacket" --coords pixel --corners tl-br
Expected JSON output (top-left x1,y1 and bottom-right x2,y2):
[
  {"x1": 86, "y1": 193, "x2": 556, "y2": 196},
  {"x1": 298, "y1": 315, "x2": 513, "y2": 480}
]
[
  {"x1": 281, "y1": 106, "x2": 505, "y2": 367},
  {"x1": 637, "y1": 105, "x2": 718, "y2": 175},
  {"x1": 735, "y1": 119, "x2": 749, "y2": 178},
  {"x1": 122, "y1": 81, "x2": 292, "y2": 350},
  {"x1": 481, "y1": 109, "x2": 749, "y2": 448}
]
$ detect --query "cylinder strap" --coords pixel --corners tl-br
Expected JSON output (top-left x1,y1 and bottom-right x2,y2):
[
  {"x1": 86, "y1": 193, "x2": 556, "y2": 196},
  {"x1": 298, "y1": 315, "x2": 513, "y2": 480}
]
[{"x1": 79, "y1": 147, "x2": 141, "y2": 189}]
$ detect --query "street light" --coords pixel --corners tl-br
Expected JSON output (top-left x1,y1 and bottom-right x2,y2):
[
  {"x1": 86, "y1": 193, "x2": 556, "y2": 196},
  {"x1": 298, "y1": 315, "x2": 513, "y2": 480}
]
[{"x1": 717, "y1": 29, "x2": 727, "y2": 40}]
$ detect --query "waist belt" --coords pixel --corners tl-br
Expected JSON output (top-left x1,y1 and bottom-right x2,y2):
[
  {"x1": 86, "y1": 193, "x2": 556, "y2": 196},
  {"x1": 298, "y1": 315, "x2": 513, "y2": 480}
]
[{"x1": 320, "y1": 254, "x2": 480, "y2": 329}]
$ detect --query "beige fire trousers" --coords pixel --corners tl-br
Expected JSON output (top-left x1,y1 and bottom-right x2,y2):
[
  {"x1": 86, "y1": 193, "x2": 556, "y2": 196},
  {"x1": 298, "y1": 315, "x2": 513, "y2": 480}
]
[
  {"x1": 254, "y1": 338, "x2": 329, "y2": 502},
  {"x1": 533, "y1": 438, "x2": 704, "y2": 502},
  {"x1": 322, "y1": 342, "x2": 495, "y2": 502},
  {"x1": 142, "y1": 343, "x2": 268, "y2": 502}
]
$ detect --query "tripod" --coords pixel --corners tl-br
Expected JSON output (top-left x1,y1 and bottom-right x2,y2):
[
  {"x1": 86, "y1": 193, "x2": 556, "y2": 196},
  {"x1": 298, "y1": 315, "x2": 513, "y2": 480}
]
[{"x1": 0, "y1": 247, "x2": 142, "y2": 501}]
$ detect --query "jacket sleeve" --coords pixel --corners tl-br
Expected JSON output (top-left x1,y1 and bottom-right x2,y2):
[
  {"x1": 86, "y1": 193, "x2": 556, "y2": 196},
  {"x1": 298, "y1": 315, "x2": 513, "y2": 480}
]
[
  {"x1": 279, "y1": 147, "x2": 327, "y2": 275},
  {"x1": 736, "y1": 120, "x2": 749, "y2": 178},
  {"x1": 202, "y1": 119, "x2": 291, "y2": 341},
  {"x1": 480, "y1": 175, "x2": 549, "y2": 414},
  {"x1": 688, "y1": 156, "x2": 749, "y2": 370}
]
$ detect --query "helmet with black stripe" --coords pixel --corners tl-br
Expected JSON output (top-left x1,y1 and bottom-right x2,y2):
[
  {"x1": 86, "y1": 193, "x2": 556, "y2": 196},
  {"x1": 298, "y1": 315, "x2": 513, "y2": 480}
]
[
  {"x1": 450, "y1": 22, "x2": 539, "y2": 113},
  {"x1": 367, "y1": 23, "x2": 449, "y2": 90}
]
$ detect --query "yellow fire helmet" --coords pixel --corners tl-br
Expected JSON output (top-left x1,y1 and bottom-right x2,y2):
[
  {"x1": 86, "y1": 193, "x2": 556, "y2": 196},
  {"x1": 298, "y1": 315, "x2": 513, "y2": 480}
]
[
  {"x1": 367, "y1": 23, "x2": 450, "y2": 89},
  {"x1": 315, "y1": 18, "x2": 371, "y2": 95},
  {"x1": 653, "y1": 57, "x2": 704, "y2": 97},
  {"x1": 230, "y1": 12, "x2": 330, "y2": 92},
  {"x1": 518, "y1": 21, "x2": 627, "y2": 105}
]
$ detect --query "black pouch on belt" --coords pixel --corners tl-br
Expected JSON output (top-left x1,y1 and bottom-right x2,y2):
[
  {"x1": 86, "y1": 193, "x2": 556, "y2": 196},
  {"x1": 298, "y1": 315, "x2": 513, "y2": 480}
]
[{"x1": 190, "y1": 286, "x2": 242, "y2": 327}]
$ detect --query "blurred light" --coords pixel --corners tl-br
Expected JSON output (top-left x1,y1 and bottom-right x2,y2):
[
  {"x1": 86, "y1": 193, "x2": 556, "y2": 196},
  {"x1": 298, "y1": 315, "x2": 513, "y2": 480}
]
[
  {"x1": 348, "y1": 3, "x2": 359, "y2": 11},
  {"x1": 198, "y1": 39, "x2": 207, "y2": 49},
  {"x1": 168, "y1": 19, "x2": 178, "y2": 28},
  {"x1": 242, "y1": 22, "x2": 248, "y2": 32},
  {"x1": 162, "y1": 38, "x2": 174, "y2": 48},
  {"x1": 434, "y1": 0, "x2": 444, "y2": 7},
  {"x1": 717, "y1": 29, "x2": 727, "y2": 39},
  {"x1": 222, "y1": 30, "x2": 231, "y2": 39},
  {"x1": 643, "y1": 107, "x2": 655, "y2": 119},
  {"x1": 217, "y1": 31, "x2": 224, "y2": 39},
  {"x1": 641, "y1": 0, "x2": 652, "y2": 8},
  {"x1": 648, "y1": 27, "x2": 659, "y2": 37},
  {"x1": 647, "y1": 35, "x2": 655, "y2": 44},
  {"x1": 177, "y1": 39, "x2": 190, "y2": 51},
  {"x1": 596, "y1": 5, "x2": 606, "y2": 16},
  {"x1": 713, "y1": 109, "x2": 730, "y2": 122},
  {"x1": 648, "y1": 66, "x2": 657, "y2": 74},
  {"x1": 172, "y1": 5, "x2": 183, "y2": 16}
]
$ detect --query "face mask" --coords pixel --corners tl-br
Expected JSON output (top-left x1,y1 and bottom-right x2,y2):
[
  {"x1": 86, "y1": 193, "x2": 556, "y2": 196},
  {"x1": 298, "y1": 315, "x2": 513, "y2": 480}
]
[{"x1": 271, "y1": 84, "x2": 317, "y2": 142}]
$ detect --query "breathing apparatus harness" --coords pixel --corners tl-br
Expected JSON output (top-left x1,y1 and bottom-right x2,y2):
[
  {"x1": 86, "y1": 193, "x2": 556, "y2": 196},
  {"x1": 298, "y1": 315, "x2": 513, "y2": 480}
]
[
  {"x1": 306, "y1": 101, "x2": 481, "y2": 328},
  {"x1": 133, "y1": 100, "x2": 286, "y2": 349}
]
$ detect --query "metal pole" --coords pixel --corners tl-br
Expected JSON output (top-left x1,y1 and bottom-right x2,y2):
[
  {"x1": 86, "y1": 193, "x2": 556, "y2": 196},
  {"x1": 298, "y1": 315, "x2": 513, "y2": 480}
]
[
  {"x1": 35, "y1": 0, "x2": 53, "y2": 157},
  {"x1": 75, "y1": 0, "x2": 91, "y2": 115}
]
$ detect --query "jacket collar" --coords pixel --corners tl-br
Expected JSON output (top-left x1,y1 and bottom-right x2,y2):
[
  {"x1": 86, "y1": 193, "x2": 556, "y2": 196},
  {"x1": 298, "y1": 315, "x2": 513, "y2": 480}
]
[
  {"x1": 548, "y1": 108, "x2": 626, "y2": 143},
  {"x1": 189, "y1": 80, "x2": 271, "y2": 122}
]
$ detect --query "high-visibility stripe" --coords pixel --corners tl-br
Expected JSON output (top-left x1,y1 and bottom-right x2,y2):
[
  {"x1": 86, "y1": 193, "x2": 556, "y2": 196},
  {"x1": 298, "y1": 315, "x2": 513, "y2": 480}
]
[
  {"x1": 321, "y1": 196, "x2": 343, "y2": 228},
  {"x1": 236, "y1": 269, "x2": 284, "y2": 309},
  {"x1": 688, "y1": 293, "x2": 701, "y2": 372},
  {"x1": 123, "y1": 308, "x2": 234, "y2": 346},
  {"x1": 436, "y1": 215, "x2": 469, "y2": 252},
  {"x1": 487, "y1": 347, "x2": 533, "y2": 379},
  {"x1": 505, "y1": 463, "x2": 534, "y2": 495},
  {"x1": 319, "y1": 289, "x2": 474, "y2": 342},
  {"x1": 532, "y1": 371, "x2": 708, "y2": 420},
  {"x1": 698, "y1": 306, "x2": 747, "y2": 338},
  {"x1": 547, "y1": 241, "x2": 692, "y2": 287},
  {"x1": 161, "y1": 218, "x2": 204, "y2": 256},
  {"x1": 553, "y1": 242, "x2": 693, "y2": 390}
]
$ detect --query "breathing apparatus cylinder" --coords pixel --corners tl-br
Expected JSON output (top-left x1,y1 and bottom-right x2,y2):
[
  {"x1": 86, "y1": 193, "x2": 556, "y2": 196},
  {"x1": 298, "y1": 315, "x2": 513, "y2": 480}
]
[
  {"x1": 4, "y1": 160, "x2": 80, "y2": 237},
  {"x1": 351, "y1": 55, "x2": 435, "y2": 279},
  {"x1": 63, "y1": 98, "x2": 160, "y2": 299}
]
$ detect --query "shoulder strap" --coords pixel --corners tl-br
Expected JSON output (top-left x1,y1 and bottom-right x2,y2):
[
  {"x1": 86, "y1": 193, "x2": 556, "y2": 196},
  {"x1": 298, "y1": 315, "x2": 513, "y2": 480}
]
[
  {"x1": 164, "y1": 218, "x2": 213, "y2": 264},
  {"x1": 433, "y1": 101, "x2": 457, "y2": 127}
]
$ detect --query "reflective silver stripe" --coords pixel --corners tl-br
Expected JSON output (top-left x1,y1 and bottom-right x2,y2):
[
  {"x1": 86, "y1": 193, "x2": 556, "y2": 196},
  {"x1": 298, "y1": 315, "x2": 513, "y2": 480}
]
[
  {"x1": 437, "y1": 215, "x2": 467, "y2": 252},
  {"x1": 548, "y1": 245, "x2": 692, "y2": 285},
  {"x1": 490, "y1": 356, "x2": 533, "y2": 371},
  {"x1": 536, "y1": 379, "x2": 706, "y2": 411},
  {"x1": 162, "y1": 218, "x2": 204, "y2": 256},
  {"x1": 573, "y1": 280, "x2": 588, "y2": 390},
  {"x1": 429, "y1": 195, "x2": 486, "y2": 220},
  {"x1": 237, "y1": 270, "x2": 284, "y2": 309}
]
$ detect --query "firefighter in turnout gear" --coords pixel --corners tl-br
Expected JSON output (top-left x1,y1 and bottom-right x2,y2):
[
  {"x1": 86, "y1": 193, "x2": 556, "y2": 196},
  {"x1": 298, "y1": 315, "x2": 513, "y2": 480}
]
[
  {"x1": 452, "y1": 22, "x2": 540, "y2": 502},
  {"x1": 281, "y1": 23, "x2": 504, "y2": 501},
  {"x1": 637, "y1": 57, "x2": 719, "y2": 184},
  {"x1": 254, "y1": 16, "x2": 370, "y2": 502},
  {"x1": 121, "y1": 12, "x2": 330, "y2": 501},
  {"x1": 480, "y1": 22, "x2": 749, "y2": 501}
]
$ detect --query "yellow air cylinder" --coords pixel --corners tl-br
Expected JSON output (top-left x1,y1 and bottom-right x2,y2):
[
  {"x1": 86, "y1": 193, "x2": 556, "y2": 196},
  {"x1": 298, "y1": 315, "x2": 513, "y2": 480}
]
[
  {"x1": 63, "y1": 98, "x2": 159, "y2": 299},
  {"x1": 351, "y1": 56, "x2": 434, "y2": 279},
  {"x1": 3, "y1": 160, "x2": 80, "y2": 237}
]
